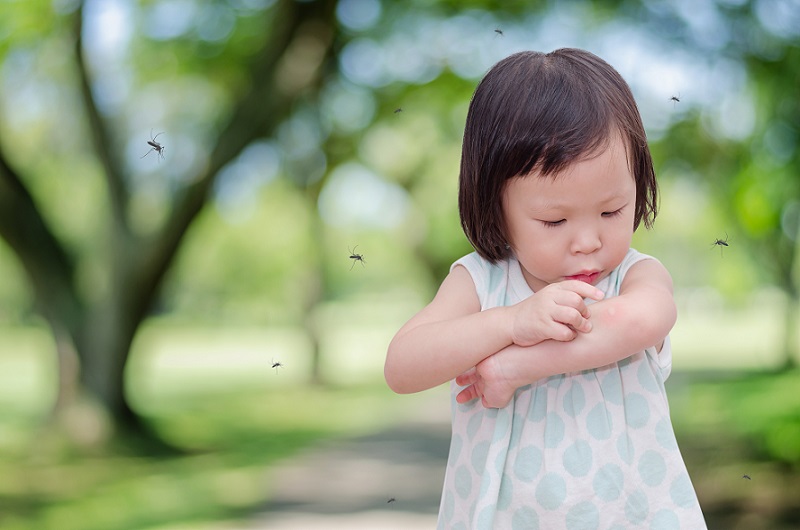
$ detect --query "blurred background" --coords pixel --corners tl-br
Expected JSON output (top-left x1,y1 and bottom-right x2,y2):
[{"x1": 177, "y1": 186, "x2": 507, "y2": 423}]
[{"x1": 0, "y1": 0, "x2": 798, "y2": 528}]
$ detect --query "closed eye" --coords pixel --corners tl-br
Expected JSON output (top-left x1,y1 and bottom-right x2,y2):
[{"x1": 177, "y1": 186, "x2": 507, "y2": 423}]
[
  {"x1": 541, "y1": 219, "x2": 565, "y2": 228},
  {"x1": 602, "y1": 208, "x2": 624, "y2": 218}
]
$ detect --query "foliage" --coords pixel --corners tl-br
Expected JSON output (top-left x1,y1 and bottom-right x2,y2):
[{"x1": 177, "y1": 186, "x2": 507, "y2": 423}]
[{"x1": 1, "y1": 0, "x2": 799, "y2": 440}]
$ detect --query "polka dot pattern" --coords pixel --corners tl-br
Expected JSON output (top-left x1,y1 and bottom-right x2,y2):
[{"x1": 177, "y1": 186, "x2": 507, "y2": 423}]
[{"x1": 437, "y1": 250, "x2": 706, "y2": 529}]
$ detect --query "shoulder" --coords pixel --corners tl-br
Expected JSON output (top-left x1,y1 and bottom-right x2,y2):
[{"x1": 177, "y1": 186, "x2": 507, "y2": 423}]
[
  {"x1": 451, "y1": 251, "x2": 516, "y2": 309},
  {"x1": 620, "y1": 249, "x2": 673, "y2": 294}
]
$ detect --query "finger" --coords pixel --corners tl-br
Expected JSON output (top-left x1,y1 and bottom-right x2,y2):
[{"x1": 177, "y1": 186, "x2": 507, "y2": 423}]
[
  {"x1": 457, "y1": 385, "x2": 480, "y2": 404},
  {"x1": 553, "y1": 306, "x2": 592, "y2": 334},
  {"x1": 543, "y1": 321, "x2": 579, "y2": 342},
  {"x1": 558, "y1": 280, "x2": 604, "y2": 301},
  {"x1": 455, "y1": 367, "x2": 478, "y2": 386},
  {"x1": 555, "y1": 292, "x2": 591, "y2": 319}
]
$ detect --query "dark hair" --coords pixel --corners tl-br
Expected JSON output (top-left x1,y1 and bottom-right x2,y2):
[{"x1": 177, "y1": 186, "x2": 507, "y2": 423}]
[{"x1": 458, "y1": 48, "x2": 658, "y2": 262}]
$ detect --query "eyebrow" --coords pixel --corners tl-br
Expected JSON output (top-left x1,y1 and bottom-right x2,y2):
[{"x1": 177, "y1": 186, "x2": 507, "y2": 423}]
[{"x1": 535, "y1": 193, "x2": 628, "y2": 213}]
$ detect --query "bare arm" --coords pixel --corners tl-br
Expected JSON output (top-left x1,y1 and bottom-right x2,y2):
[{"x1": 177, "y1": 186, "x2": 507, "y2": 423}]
[
  {"x1": 456, "y1": 259, "x2": 676, "y2": 407},
  {"x1": 385, "y1": 265, "x2": 509, "y2": 394},
  {"x1": 385, "y1": 264, "x2": 603, "y2": 395}
]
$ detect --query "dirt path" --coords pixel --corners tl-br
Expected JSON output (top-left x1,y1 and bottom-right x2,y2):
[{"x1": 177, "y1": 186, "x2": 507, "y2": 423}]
[{"x1": 246, "y1": 419, "x2": 450, "y2": 529}]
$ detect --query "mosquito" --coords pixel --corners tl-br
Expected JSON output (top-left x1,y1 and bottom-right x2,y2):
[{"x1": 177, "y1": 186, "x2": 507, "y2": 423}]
[
  {"x1": 271, "y1": 358, "x2": 284, "y2": 374},
  {"x1": 711, "y1": 233, "x2": 730, "y2": 256},
  {"x1": 141, "y1": 129, "x2": 165, "y2": 161},
  {"x1": 349, "y1": 246, "x2": 366, "y2": 270},
  {"x1": 742, "y1": 474, "x2": 751, "y2": 480},
  {"x1": 394, "y1": 108, "x2": 403, "y2": 114},
  {"x1": 670, "y1": 93, "x2": 681, "y2": 107},
  {"x1": 494, "y1": 28, "x2": 504, "y2": 37},
  {"x1": 387, "y1": 497, "x2": 396, "y2": 504}
]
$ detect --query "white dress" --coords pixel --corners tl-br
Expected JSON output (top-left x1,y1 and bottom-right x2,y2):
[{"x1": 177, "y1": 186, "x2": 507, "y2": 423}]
[{"x1": 437, "y1": 248, "x2": 706, "y2": 530}]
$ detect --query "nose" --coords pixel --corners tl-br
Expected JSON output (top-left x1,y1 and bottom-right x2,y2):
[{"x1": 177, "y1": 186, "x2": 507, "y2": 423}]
[{"x1": 570, "y1": 226, "x2": 602, "y2": 255}]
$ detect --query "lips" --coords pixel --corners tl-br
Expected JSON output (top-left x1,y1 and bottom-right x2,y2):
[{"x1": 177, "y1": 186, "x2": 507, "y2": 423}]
[{"x1": 565, "y1": 271, "x2": 601, "y2": 284}]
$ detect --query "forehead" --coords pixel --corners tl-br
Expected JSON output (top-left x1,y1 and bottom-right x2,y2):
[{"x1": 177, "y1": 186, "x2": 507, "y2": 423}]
[{"x1": 504, "y1": 134, "x2": 634, "y2": 208}]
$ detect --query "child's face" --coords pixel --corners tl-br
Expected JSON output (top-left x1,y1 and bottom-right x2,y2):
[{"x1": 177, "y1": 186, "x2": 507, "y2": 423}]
[{"x1": 502, "y1": 133, "x2": 636, "y2": 293}]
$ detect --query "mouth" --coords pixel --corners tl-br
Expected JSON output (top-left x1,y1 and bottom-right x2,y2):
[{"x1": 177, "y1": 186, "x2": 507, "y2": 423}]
[{"x1": 565, "y1": 271, "x2": 601, "y2": 284}]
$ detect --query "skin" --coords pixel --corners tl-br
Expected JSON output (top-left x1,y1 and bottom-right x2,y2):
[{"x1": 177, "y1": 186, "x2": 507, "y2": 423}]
[{"x1": 384, "y1": 133, "x2": 676, "y2": 407}]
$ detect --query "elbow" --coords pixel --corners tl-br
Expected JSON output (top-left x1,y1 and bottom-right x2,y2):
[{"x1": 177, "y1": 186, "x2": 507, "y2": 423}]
[
  {"x1": 384, "y1": 365, "x2": 416, "y2": 395},
  {"x1": 623, "y1": 294, "x2": 677, "y2": 350},
  {"x1": 384, "y1": 343, "x2": 412, "y2": 395}
]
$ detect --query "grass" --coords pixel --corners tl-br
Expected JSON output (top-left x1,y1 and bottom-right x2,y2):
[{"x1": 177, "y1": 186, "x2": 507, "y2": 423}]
[
  {"x1": 0, "y1": 383, "x2": 416, "y2": 530},
  {"x1": 2, "y1": 318, "x2": 800, "y2": 529},
  {"x1": 668, "y1": 370, "x2": 800, "y2": 528}
]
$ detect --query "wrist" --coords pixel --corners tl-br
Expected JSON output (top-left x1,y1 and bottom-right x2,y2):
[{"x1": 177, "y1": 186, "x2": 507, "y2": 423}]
[{"x1": 494, "y1": 344, "x2": 542, "y2": 389}]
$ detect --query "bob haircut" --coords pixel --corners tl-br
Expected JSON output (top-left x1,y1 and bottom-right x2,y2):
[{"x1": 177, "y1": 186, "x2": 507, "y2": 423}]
[{"x1": 458, "y1": 48, "x2": 658, "y2": 263}]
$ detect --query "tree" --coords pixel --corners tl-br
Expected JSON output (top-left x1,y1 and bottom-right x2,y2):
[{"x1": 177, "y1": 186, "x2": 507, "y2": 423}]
[
  {"x1": 0, "y1": 0, "x2": 338, "y2": 441},
  {"x1": 648, "y1": 5, "x2": 800, "y2": 368}
]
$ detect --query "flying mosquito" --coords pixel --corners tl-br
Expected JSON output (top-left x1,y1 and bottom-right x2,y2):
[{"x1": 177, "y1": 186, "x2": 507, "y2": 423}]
[
  {"x1": 271, "y1": 358, "x2": 284, "y2": 374},
  {"x1": 711, "y1": 233, "x2": 730, "y2": 256},
  {"x1": 141, "y1": 129, "x2": 165, "y2": 161},
  {"x1": 349, "y1": 246, "x2": 366, "y2": 270},
  {"x1": 494, "y1": 28, "x2": 504, "y2": 37}
]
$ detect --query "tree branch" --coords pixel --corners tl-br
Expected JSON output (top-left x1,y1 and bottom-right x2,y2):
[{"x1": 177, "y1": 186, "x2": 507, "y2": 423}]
[
  {"x1": 128, "y1": 0, "x2": 338, "y2": 322},
  {"x1": 0, "y1": 140, "x2": 82, "y2": 329},
  {"x1": 73, "y1": 1, "x2": 130, "y2": 233}
]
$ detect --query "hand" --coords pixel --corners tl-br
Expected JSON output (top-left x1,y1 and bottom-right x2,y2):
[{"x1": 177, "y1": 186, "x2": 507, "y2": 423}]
[
  {"x1": 455, "y1": 353, "x2": 517, "y2": 409},
  {"x1": 509, "y1": 280, "x2": 604, "y2": 346}
]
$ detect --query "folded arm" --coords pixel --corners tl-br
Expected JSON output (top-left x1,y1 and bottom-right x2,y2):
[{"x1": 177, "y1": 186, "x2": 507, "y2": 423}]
[
  {"x1": 456, "y1": 259, "x2": 676, "y2": 407},
  {"x1": 384, "y1": 263, "x2": 603, "y2": 395},
  {"x1": 384, "y1": 265, "x2": 508, "y2": 394}
]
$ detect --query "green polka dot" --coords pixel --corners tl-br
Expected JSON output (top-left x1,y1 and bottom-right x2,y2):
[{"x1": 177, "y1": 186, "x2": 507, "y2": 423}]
[
  {"x1": 586, "y1": 403, "x2": 613, "y2": 440},
  {"x1": 600, "y1": 372, "x2": 623, "y2": 405},
  {"x1": 625, "y1": 489, "x2": 649, "y2": 525},
  {"x1": 650, "y1": 509, "x2": 680, "y2": 529},
  {"x1": 497, "y1": 474, "x2": 513, "y2": 510},
  {"x1": 512, "y1": 507, "x2": 539, "y2": 530},
  {"x1": 637, "y1": 359, "x2": 660, "y2": 393},
  {"x1": 479, "y1": 471, "x2": 491, "y2": 499},
  {"x1": 492, "y1": 407, "x2": 511, "y2": 442},
  {"x1": 508, "y1": 413, "x2": 525, "y2": 450},
  {"x1": 450, "y1": 434, "x2": 463, "y2": 461},
  {"x1": 563, "y1": 440, "x2": 593, "y2": 477},
  {"x1": 563, "y1": 382, "x2": 586, "y2": 418},
  {"x1": 528, "y1": 384, "x2": 548, "y2": 422},
  {"x1": 544, "y1": 413, "x2": 565, "y2": 448},
  {"x1": 669, "y1": 474, "x2": 697, "y2": 508},
  {"x1": 566, "y1": 501, "x2": 600, "y2": 530},
  {"x1": 495, "y1": 447, "x2": 506, "y2": 475},
  {"x1": 471, "y1": 441, "x2": 490, "y2": 473},
  {"x1": 467, "y1": 412, "x2": 483, "y2": 439},
  {"x1": 624, "y1": 392, "x2": 650, "y2": 429},
  {"x1": 593, "y1": 463, "x2": 624, "y2": 501},
  {"x1": 441, "y1": 491, "x2": 455, "y2": 522},
  {"x1": 655, "y1": 418, "x2": 678, "y2": 451},
  {"x1": 616, "y1": 432, "x2": 634, "y2": 464},
  {"x1": 514, "y1": 445, "x2": 543, "y2": 482},
  {"x1": 477, "y1": 505, "x2": 494, "y2": 528},
  {"x1": 638, "y1": 450, "x2": 667, "y2": 487},
  {"x1": 536, "y1": 472, "x2": 567, "y2": 510},
  {"x1": 455, "y1": 465, "x2": 472, "y2": 499}
]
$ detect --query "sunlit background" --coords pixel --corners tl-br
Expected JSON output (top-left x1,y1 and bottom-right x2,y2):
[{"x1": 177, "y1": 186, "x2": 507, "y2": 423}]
[{"x1": 0, "y1": 0, "x2": 798, "y2": 528}]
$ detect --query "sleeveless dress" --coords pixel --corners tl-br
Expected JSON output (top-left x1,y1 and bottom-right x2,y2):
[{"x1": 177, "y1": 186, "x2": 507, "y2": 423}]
[{"x1": 437, "y1": 248, "x2": 706, "y2": 530}]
